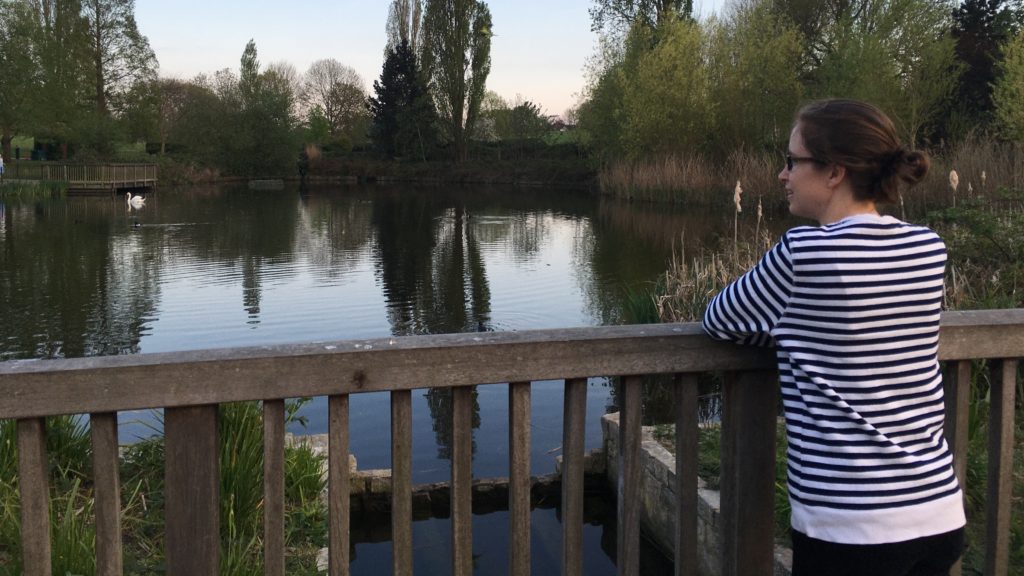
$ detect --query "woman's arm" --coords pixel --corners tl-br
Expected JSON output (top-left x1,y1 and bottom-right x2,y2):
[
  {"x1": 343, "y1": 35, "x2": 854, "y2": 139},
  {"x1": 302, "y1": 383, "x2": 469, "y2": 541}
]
[{"x1": 702, "y1": 235, "x2": 794, "y2": 347}]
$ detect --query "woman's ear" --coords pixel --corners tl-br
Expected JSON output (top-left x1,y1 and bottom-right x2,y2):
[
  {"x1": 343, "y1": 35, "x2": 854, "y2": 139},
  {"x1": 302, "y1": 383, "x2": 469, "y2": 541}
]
[{"x1": 827, "y1": 163, "x2": 847, "y2": 190}]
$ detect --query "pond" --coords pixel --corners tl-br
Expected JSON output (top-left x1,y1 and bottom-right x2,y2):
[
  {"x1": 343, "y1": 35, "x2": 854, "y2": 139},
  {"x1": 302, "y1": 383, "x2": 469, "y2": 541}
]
[{"x1": 0, "y1": 183, "x2": 784, "y2": 573}]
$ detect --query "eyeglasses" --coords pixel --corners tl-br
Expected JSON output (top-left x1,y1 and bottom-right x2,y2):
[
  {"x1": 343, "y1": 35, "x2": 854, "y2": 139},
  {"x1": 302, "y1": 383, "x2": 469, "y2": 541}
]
[{"x1": 784, "y1": 154, "x2": 822, "y2": 171}]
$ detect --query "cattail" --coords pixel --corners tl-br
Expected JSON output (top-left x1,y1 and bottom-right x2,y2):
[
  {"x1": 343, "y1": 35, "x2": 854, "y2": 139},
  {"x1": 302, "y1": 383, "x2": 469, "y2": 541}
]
[
  {"x1": 755, "y1": 196, "x2": 763, "y2": 244},
  {"x1": 981, "y1": 170, "x2": 987, "y2": 188},
  {"x1": 733, "y1": 180, "x2": 743, "y2": 261},
  {"x1": 949, "y1": 169, "x2": 959, "y2": 207},
  {"x1": 968, "y1": 182, "x2": 974, "y2": 195}
]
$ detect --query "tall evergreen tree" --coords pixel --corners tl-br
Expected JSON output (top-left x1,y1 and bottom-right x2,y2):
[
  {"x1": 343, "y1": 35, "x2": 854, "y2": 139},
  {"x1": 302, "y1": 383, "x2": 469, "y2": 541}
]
[
  {"x1": 420, "y1": 0, "x2": 492, "y2": 162},
  {"x1": 369, "y1": 41, "x2": 435, "y2": 159},
  {"x1": 0, "y1": 1, "x2": 41, "y2": 159},
  {"x1": 952, "y1": 0, "x2": 1024, "y2": 124}
]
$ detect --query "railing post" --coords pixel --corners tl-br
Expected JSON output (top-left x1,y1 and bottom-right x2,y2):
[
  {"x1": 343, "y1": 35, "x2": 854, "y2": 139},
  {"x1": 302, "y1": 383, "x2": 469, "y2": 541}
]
[
  {"x1": 17, "y1": 418, "x2": 51, "y2": 576},
  {"x1": 986, "y1": 359, "x2": 1017, "y2": 576},
  {"x1": 91, "y1": 412, "x2": 123, "y2": 576},
  {"x1": 675, "y1": 374, "x2": 699, "y2": 576},
  {"x1": 509, "y1": 381, "x2": 532, "y2": 576},
  {"x1": 452, "y1": 386, "x2": 474, "y2": 576},
  {"x1": 618, "y1": 375, "x2": 643, "y2": 576},
  {"x1": 263, "y1": 400, "x2": 286, "y2": 576},
  {"x1": 391, "y1": 390, "x2": 413, "y2": 576},
  {"x1": 720, "y1": 370, "x2": 778, "y2": 576},
  {"x1": 329, "y1": 394, "x2": 351, "y2": 576},
  {"x1": 562, "y1": 378, "x2": 587, "y2": 576},
  {"x1": 165, "y1": 405, "x2": 220, "y2": 575},
  {"x1": 944, "y1": 361, "x2": 972, "y2": 576}
]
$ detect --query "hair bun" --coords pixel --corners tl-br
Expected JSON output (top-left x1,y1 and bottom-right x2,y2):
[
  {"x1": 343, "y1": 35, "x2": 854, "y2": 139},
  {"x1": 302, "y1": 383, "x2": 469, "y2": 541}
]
[{"x1": 896, "y1": 149, "x2": 930, "y2": 186}]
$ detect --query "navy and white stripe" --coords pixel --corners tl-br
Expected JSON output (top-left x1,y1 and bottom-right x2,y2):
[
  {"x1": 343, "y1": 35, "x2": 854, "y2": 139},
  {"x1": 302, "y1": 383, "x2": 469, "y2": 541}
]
[{"x1": 703, "y1": 214, "x2": 966, "y2": 544}]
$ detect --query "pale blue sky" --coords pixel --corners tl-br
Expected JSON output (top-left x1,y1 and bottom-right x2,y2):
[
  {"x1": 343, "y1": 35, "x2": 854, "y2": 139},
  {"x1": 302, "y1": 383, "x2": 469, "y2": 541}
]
[{"x1": 135, "y1": 1, "x2": 727, "y2": 117}]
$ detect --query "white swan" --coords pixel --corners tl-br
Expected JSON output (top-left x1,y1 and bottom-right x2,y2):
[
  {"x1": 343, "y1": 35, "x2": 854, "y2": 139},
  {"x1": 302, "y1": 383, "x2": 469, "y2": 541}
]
[{"x1": 126, "y1": 192, "x2": 146, "y2": 209}]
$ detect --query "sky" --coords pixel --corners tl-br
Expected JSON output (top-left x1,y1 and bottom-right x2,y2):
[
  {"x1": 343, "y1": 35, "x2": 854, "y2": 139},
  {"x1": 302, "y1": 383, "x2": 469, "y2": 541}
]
[{"x1": 135, "y1": 0, "x2": 728, "y2": 118}]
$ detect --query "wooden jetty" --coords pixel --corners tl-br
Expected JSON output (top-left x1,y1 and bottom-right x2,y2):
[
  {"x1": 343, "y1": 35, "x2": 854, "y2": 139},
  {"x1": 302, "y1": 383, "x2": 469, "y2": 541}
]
[{"x1": 6, "y1": 162, "x2": 158, "y2": 194}]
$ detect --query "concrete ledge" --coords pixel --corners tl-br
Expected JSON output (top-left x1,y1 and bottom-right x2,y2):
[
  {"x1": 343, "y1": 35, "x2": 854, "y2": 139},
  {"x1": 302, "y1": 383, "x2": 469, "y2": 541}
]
[{"x1": 602, "y1": 412, "x2": 792, "y2": 576}]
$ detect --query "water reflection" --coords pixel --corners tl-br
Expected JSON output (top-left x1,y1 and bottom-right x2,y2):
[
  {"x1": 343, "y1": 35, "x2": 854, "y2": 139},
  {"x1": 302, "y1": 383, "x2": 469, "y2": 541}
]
[{"x1": 0, "y1": 184, "x2": 764, "y2": 453}]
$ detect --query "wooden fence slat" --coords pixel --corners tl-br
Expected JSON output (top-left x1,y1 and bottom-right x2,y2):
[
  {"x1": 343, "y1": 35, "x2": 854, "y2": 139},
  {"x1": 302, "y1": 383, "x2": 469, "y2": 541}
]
[
  {"x1": 329, "y1": 395, "x2": 351, "y2": 576},
  {"x1": 618, "y1": 375, "x2": 642, "y2": 576},
  {"x1": 720, "y1": 371, "x2": 778, "y2": 576},
  {"x1": 165, "y1": 405, "x2": 220, "y2": 576},
  {"x1": 509, "y1": 381, "x2": 531, "y2": 576},
  {"x1": 17, "y1": 418, "x2": 51, "y2": 576},
  {"x1": 674, "y1": 374, "x2": 699, "y2": 576},
  {"x1": 263, "y1": 400, "x2": 286, "y2": 576},
  {"x1": 452, "y1": 386, "x2": 474, "y2": 576},
  {"x1": 944, "y1": 361, "x2": 972, "y2": 576},
  {"x1": 986, "y1": 359, "x2": 1017, "y2": 576},
  {"x1": 392, "y1": 390, "x2": 413, "y2": 576},
  {"x1": 91, "y1": 412, "x2": 123, "y2": 576},
  {"x1": 562, "y1": 378, "x2": 587, "y2": 576}
]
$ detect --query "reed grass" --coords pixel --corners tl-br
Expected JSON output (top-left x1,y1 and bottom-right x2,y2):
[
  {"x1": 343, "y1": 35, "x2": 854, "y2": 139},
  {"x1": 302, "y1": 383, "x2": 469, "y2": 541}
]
[
  {"x1": 0, "y1": 180, "x2": 68, "y2": 200},
  {"x1": 600, "y1": 136, "x2": 1024, "y2": 211},
  {"x1": 0, "y1": 401, "x2": 328, "y2": 575}
]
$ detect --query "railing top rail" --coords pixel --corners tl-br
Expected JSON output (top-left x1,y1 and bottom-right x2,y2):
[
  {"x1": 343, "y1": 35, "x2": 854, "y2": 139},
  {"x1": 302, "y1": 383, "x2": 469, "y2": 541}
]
[{"x1": 0, "y1": 309, "x2": 1021, "y2": 420}]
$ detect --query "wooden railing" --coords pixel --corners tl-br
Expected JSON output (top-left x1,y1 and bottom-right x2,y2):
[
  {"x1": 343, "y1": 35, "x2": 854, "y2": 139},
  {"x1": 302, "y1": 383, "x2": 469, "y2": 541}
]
[
  {"x1": 0, "y1": 309, "x2": 1021, "y2": 576},
  {"x1": 5, "y1": 161, "x2": 157, "y2": 190}
]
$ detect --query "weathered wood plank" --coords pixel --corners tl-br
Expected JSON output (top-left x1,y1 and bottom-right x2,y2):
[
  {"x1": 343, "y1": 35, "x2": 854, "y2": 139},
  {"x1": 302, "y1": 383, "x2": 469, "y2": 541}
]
[
  {"x1": 328, "y1": 395, "x2": 351, "y2": 576},
  {"x1": 509, "y1": 381, "x2": 531, "y2": 576},
  {"x1": 263, "y1": 400, "x2": 286, "y2": 576},
  {"x1": 944, "y1": 361, "x2": 972, "y2": 487},
  {"x1": 720, "y1": 371, "x2": 778, "y2": 576},
  {"x1": 452, "y1": 386, "x2": 474, "y2": 576},
  {"x1": 944, "y1": 361, "x2": 971, "y2": 576},
  {"x1": 674, "y1": 374, "x2": 699, "y2": 576},
  {"x1": 392, "y1": 390, "x2": 413, "y2": 576},
  {"x1": 562, "y1": 378, "x2": 587, "y2": 576},
  {"x1": 165, "y1": 405, "x2": 219, "y2": 575},
  {"x1": 18, "y1": 418, "x2": 51, "y2": 576},
  {"x1": 2, "y1": 312, "x2": 1019, "y2": 419},
  {"x1": 618, "y1": 375, "x2": 642, "y2": 576},
  {"x1": 986, "y1": 359, "x2": 1017, "y2": 576},
  {"x1": 91, "y1": 413, "x2": 123, "y2": 576}
]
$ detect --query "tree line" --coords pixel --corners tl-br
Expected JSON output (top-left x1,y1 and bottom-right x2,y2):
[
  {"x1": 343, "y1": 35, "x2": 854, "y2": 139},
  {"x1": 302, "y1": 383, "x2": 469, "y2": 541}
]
[
  {"x1": 576, "y1": 0, "x2": 1024, "y2": 162},
  {"x1": 0, "y1": 0, "x2": 570, "y2": 176}
]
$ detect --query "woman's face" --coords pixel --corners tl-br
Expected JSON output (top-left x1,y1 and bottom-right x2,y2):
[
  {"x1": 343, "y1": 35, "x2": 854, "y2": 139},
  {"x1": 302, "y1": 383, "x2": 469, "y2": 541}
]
[{"x1": 779, "y1": 125, "x2": 833, "y2": 222}]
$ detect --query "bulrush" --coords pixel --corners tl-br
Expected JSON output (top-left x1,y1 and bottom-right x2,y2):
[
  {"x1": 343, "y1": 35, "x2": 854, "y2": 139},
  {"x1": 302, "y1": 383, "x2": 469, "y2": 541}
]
[{"x1": 950, "y1": 169, "x2": 960, "y2": 207}]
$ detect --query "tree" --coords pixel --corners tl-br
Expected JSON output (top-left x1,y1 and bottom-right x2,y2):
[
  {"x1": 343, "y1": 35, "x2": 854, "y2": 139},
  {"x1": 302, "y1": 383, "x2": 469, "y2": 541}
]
[
  {"x1": 0, "y1": 1, "x2": 41, "y2": 159},
  {"x1": 708, "y1": 0, "x2": 804, "y2": 152},
  {"x1": 301, "y1": 59, "x2": 367, "y2": 141},
  {"x1": 588, "y1": 0, "x2": 694, "y2": 36},
  {"x1": 223, "y1": 40, "x2": 298, "y2": 177},
  {"x1": 621, "y1": 18, "x2": 711, "y2": 156},
  {"x1": 386, "y1": 0, "x2": 423, "y2": 53},
  {"x1": 369, "y1": 41, "x2": 436, "y2": 158},
  {"x1": 81, "y1": 0, "x2": 157, "y2": 116},
  {"x1": 421, "y1": 0, "x2": 492, "y2": 161},
  {"x1": 32, "y1": 0, "x2": 93, "y2": 149},
  {"x1": 994, "y1": 29, "x2": 1024, "y2": 140},
  {"x1": 952, "y1": 0, "x2": 1024, "y2": 125}
]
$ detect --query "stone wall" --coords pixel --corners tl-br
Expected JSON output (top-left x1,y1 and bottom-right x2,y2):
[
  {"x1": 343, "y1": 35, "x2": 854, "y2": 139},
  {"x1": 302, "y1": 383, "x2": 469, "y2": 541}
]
[{"x1": 601, "y1": 413, "x2": 792, "y2": 576}]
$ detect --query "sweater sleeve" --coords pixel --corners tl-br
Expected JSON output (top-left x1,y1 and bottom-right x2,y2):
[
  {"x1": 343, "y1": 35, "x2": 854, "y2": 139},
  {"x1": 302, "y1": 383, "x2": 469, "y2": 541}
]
[{"x1": 702, "y1": 234, "x2": 794, "y2": 347}]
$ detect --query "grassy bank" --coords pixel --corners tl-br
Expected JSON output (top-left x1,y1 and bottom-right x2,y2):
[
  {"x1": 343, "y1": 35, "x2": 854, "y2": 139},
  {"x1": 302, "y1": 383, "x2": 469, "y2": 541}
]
[
  {"x1": 601, "y1": 136, "x2": 1024, "y2": 212},
  {"x1": 0, "y1": 401, "x2": 327, "y2": 575},
  {"x1": 0, "y1": 180, "x2": 68, "y2": 201},
  {"x1": 315, "y1": 155, "x2": 596, "y2": 189}
]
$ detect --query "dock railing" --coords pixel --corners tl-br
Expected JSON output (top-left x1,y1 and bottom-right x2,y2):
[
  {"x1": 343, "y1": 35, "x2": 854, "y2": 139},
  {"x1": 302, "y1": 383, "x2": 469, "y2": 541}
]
[
  {"x1": 5, "y1": 161, "x2": 157, "y2": 191},
  {"x1": 0, "y1": 309, "x2": 1022, "y2": 576}
]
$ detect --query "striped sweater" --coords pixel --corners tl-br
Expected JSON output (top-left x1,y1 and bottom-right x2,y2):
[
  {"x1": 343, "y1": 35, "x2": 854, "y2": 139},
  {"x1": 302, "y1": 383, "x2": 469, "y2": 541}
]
[{"x1": 702, "y1": 214, "x2": 966, "y2": 544}]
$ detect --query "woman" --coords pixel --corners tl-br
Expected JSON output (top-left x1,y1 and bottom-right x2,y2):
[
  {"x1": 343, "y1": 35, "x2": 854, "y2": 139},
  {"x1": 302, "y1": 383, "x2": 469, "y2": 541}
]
[{"x1": 702, "y1": 99, "x2": 966, "y2": 576}]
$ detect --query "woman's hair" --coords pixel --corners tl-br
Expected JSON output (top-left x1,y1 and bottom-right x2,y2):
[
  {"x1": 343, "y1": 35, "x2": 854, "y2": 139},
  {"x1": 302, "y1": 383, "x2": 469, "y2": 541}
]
[{"x1": 795, "y1": 99, "x2": 930, "y2": 204}]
